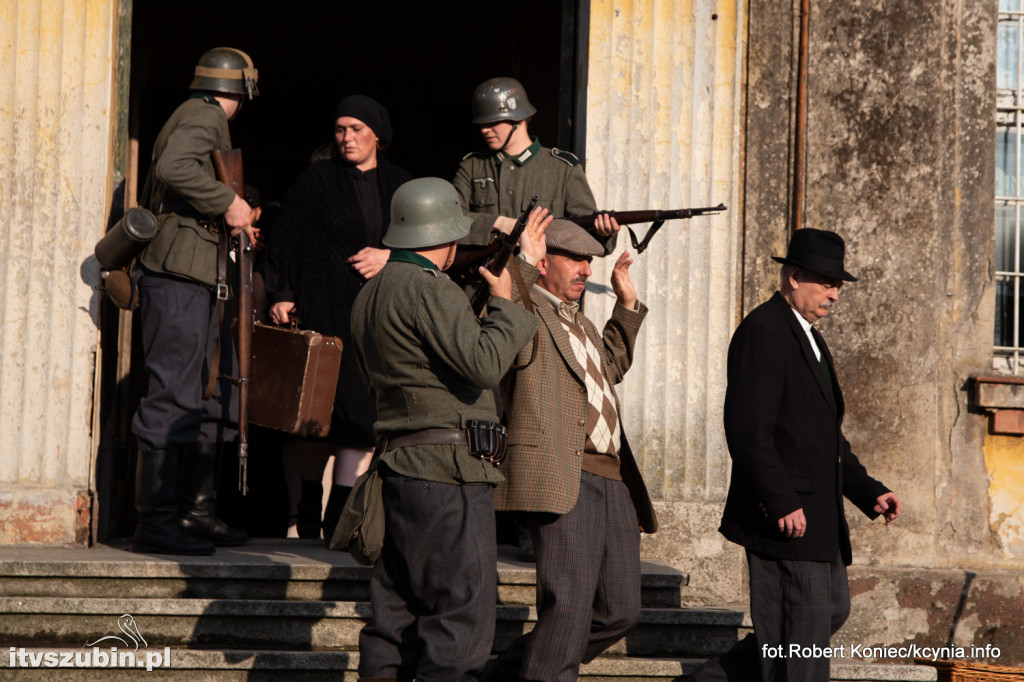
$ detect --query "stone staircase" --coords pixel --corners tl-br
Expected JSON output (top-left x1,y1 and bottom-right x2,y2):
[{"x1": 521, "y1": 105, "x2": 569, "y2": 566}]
[{"x1": 0, "y1": 540, "x2": 936, "y2": 680}]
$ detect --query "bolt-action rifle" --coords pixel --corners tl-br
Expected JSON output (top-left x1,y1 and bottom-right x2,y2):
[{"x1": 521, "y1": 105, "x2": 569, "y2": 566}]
[
  {"x1": 448, "y1": 203, "x2": 728, "y2": 285},
  {"x1": 566, "y1": 204, "x2": 727, "y2": 254},
  {"x1": 469, "y1": 195, "x2": 540, "y2": 315},
  {"x1": 211, "y1": 148, "x2": 254, "y2": 495}
]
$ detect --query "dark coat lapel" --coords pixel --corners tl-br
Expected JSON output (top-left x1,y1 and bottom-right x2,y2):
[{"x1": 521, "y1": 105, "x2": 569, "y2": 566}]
[
  {"x1": 772, "y1": 293, "x2": 837, "y2": 416},
  {"x1": 811, "y1": 326, "x2": 843, "y2": 418}
]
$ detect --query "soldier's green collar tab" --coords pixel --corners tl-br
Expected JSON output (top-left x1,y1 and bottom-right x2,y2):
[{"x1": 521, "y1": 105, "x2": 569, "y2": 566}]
[
  {"x1": 497, "y1": 136, "x2": 542, "y2": 167},
  {"x1": 388, "y1": 250, "x2": 438, "y2": 271}
]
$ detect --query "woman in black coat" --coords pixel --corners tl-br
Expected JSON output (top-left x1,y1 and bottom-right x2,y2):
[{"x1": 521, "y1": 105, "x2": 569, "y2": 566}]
[{"x1": 266, "y1": 95, "x2": 413, "y2": 539}]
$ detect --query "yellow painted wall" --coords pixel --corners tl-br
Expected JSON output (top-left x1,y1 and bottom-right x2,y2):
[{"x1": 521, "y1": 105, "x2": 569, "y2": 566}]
[{"x1": 983, "y1": 435, "x2": 1024, "y2": 558}]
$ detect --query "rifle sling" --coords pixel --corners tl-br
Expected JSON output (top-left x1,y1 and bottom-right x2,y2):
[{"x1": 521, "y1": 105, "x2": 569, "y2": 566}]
[
  {"x1": 508, "y1": 257, "x2": 538, "y2": 371},
  {"x1": 203, "y1": 224, "x2": 231, "y2": 400},
  {"x1": 628, "y1": 219, "x2": 665, "y2": 255}
]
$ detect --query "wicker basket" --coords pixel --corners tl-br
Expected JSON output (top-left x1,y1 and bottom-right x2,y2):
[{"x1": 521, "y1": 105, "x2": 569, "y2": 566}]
[{"x1": 919, "y1": 659, "x2": 1024, "y2": 681}]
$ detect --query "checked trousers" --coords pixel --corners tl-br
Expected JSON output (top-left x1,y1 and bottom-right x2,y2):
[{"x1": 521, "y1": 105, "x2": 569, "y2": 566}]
[{"x1": 501, "y1": 471, "x2": 641, "y2": 681}]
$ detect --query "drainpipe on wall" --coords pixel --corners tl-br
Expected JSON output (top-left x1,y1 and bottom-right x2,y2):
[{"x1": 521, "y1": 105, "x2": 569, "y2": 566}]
[{"x1": 793, "y1": 0, "x2": 809, "y2": 232}]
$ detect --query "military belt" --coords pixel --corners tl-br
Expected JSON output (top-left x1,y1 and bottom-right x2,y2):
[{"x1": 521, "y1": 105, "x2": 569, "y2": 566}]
[
  {"x1": 386, "y1": 429, "x2": 468, "y2": 450},
  {"x1": 385, "y1": 421, "x2": 508, "y2": 465}
]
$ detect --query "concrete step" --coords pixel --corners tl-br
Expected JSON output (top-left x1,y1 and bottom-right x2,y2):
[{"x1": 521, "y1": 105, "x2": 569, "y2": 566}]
[
  {"x1": 0, "y1": 596, "x2": 749, "y2": 658},
  {"x1": 0, "y1": 540, "x2": 688, "y2": 608},
  {"x1": 0, "y1": 648, "x2": 940, "y2": 681}
]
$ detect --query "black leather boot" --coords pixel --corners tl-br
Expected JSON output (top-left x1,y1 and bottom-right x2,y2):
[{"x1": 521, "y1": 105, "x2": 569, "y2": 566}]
[
  {"x1": 133, "y1": 448, "x2": 215, "y2": 555},
  {"x1": 179, "y1": 442, "x2": 250, "y2": 546}
]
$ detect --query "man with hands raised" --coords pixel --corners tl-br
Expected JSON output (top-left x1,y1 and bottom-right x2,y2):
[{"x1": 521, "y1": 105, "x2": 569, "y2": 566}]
[{"x1": 486, "y1": 210, "x2": 657, "y2": 680}]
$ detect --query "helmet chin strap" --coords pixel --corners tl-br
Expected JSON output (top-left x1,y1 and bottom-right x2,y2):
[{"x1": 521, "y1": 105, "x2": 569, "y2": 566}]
[{"x1": 499, "y1": 121, "x2": 520, "y2": 153}]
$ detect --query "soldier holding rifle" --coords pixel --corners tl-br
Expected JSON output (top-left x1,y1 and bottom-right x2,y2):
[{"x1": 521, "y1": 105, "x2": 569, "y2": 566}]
[
  {"x1": 453, "y1": 77, "x2": 620, "y2": 255},
  {"x1": 130, "y1": 47, "x2": 257, "y2": 555},
  {"x1": 350, "y1": 178, "x2": 541, "y2": 679}
]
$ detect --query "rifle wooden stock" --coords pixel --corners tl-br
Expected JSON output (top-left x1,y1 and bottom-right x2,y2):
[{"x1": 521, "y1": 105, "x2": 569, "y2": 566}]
[
  {"x1": 469, "y1": 196, "x2": 539, "y2": 315},
  {"x1": 212, "y1": 148, "x2": 254, "y2": 495}
]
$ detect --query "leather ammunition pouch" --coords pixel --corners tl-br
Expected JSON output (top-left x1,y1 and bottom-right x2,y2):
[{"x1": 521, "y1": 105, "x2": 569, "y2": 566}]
[{"x1": 466, "y1": 419, "x2": 509, "y2": 465}]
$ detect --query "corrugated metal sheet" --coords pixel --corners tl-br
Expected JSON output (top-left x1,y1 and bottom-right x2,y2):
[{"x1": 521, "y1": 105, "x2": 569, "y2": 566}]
[
  {"x1": 584, "y1": 0, "x2": 746, "y2": 500},
  {"x1": 0, "y1": 0, "x2": 116, "y2": 500}
]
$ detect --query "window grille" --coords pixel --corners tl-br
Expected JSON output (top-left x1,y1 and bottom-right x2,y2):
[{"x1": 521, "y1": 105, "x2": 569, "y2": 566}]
[{"x1": 996, "y1": 0, "x2": 1024, "y2": 372}]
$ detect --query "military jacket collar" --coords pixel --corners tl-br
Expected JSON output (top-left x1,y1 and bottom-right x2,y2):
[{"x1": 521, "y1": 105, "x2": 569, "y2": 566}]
[
  {"x1": 189, "y1": 92, "x2": 220, "y2": 106},
  {"x1": 497, "y1": 136, "x2": 542, "y2": 167},
  {"x1": 388, "y1": 250, "x2": 438, "y2": 271}
]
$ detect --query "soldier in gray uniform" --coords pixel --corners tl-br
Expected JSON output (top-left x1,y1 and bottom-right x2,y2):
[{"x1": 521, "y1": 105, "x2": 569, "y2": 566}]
[
  {"x1": 452, "y1": 77, "x2": 619, "y2": 254},
  {"x1": 131, "y1": 48, "x2": 258, "y2": 555},
  {"x1": 350, "y1": 178, "x2": 540, "y2": 680}
]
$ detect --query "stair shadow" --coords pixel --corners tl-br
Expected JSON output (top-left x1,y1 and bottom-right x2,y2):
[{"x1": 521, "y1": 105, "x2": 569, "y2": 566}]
[
  {"x1": 623, "y1": 606, "x2": 748, "y2": 659},
  {"x1": 177, "y1": 544, "x2": 362, "y2": 678}
]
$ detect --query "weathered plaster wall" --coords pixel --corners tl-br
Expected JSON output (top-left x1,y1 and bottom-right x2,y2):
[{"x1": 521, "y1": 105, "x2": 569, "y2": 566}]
[
  {"x1": 741, "y1": 0, "x2": 1022, "y2": 658},
  {"x1": 803, "y1": 0, "x2": 998, "y2": 570},
  {"x1": 583, "y1": 0, "x2": 748, "y2": 604},
  {"x1": 842, "y1": 567, "x2": 1024, "y2": 666},
  {"x1": 0, "y1": 0, "x2": 119, "y2": 544}
]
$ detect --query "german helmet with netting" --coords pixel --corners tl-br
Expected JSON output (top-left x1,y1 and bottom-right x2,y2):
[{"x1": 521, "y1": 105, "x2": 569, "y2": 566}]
[{"x1": 189, "y1": 47, "x2": 259, "y2": 100}]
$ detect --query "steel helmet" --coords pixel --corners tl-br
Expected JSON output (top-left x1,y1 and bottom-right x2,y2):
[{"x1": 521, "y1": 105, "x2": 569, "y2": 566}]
[
  {"x1": 471, "y1": 77, "x2": 537, "y2": 124},
  {"x1": 383, "y1": 178, "x2": 472, "y2": 249},
  {"x1": 189, "y1": 47, "x2": 259, "y2": 100}
]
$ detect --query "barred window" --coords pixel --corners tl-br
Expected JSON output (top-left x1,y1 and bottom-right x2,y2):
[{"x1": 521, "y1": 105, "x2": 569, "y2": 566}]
[{"x1": 997, "y1": 0, "x2": 1024, "y2": 372}]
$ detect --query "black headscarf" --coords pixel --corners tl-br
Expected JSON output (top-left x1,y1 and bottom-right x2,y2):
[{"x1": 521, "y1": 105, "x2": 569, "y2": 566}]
[{"x1": 334, "y1": 95, "x2": 393, "y2": 147}]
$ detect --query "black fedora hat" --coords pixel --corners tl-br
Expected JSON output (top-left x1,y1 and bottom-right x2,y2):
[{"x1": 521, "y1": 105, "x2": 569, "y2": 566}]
[{"x1": 771, "y1": 228, "x2": 857, "y2": 282}]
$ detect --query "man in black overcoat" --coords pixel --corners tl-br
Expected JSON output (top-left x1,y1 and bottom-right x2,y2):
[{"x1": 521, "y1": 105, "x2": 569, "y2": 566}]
[{"x1": 694, "y1": 228, "x2": 903, "y2": 682}]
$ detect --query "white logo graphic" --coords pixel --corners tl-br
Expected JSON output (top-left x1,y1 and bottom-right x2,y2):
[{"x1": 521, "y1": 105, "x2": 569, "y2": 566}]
[{"x1": 85, "y1": 613, "x2": 148, "y2": 651}]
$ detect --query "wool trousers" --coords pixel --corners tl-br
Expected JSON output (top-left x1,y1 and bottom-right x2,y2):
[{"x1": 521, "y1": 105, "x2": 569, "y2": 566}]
[
  {"x1": 693, "y1": 549, "x2": 850, "y2": 682},
  {"x1": 132, "y1": 270, "x2": 237, "y2": 451},
  {"x1": 358, "y1": 469, "x2": 497, "y2": 681},
  {"x1": 498, "y1": 472, "x2": 641, "y2": 681}
]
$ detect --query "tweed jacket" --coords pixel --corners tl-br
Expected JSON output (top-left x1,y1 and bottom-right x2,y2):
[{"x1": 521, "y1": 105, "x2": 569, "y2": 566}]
[
  {"x1": 719, "y1": 292, "x2": 889, "y2": 564},
  {"x1": 495, "y1": 261, "x2": 657, "y2": 533}
]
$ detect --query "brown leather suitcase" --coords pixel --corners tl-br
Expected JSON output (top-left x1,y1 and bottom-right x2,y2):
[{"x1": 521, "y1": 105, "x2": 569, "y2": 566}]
[{"x1": 247, "y1": 322, "x2": 342, "y2": 438}]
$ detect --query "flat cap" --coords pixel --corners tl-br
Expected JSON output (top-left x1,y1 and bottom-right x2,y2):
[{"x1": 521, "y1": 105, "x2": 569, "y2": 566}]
[{"x1": 544, "y1": 219, "x2": 604, "y2": 257}]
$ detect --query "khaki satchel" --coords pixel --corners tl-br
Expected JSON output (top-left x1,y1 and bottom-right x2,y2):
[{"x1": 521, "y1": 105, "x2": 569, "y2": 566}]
[{"x1": 328, "y1": 454, "x2": 384, "y2": 565}]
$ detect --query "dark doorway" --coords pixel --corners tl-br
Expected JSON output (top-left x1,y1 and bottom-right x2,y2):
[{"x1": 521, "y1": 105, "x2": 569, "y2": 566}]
[
  {"x1": 97, "y1": 0, "x2": 588, "y2": 541},
  {"x1": 128, "y1": 0, "x2": 587, "y2": 205}
]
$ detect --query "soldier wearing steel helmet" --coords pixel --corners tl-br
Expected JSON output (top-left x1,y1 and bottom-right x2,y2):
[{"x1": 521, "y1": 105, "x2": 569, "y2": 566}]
[
  {"x1": 350, "y1": 177, "x2": 543, "y2": 678},
  {"x1": 131, "y1": 47, "x2": 258, "y2": 556},
  {"x1": 453, "y1": 76, "x2": 620, "y2": 255}
]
